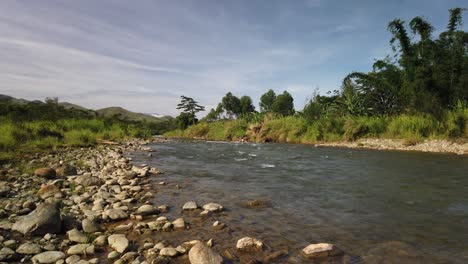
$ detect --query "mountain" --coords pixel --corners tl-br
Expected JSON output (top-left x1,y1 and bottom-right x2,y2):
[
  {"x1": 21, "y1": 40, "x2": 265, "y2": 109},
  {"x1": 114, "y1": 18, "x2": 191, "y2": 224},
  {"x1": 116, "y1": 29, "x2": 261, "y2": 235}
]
[
  {"x1": 0, "y1": 94, "x2": 173, "y2": 123},
  {"x1": 96, "y1": 107, "x2": 173, "y2": 123}
]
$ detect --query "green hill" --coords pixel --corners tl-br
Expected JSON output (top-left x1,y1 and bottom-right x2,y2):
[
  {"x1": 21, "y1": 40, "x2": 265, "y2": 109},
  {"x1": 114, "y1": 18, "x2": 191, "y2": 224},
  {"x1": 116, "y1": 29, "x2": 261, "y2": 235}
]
[{"x1": 96, "y1": 107, "x2": 172, "y2": 123}]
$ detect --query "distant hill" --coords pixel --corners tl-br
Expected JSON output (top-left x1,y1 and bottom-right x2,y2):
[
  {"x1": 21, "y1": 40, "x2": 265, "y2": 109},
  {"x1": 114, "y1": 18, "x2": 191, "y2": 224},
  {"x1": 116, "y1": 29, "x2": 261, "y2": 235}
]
[
  {"x1": 96, "y1": 107, "x2": 173, "y2": 123},
  {"x1": 0, "y1": 94, "x2": 173, "y2": 123}
]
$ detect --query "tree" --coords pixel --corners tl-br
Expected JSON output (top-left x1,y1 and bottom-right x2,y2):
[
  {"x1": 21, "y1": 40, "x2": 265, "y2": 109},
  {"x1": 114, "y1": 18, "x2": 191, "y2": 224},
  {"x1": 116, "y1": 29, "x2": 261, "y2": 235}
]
[
  {"x1": 272, "y1": 91, "x2": 294, "y2": 116},
  {"x1": 176, "y1": 95, "x2": 205, "y2": 128},
  {"x1": 240, "y1": 96, "x2": 255, "y2": 115},
  {"x1": 221, "y1": 92, "x2": 242, "y2": 118},
  {"x1": 259, "y1": 89, "x2": 277, "y2": 112},
  {"x1": 205, "y1": 103, "x2": 224, "y2": 121}
]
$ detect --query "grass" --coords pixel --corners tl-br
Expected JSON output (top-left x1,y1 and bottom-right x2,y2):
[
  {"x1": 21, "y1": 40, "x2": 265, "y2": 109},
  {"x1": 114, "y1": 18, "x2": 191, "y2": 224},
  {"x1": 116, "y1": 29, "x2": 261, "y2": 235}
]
[{"x1": 165, "y1": 108, "x2": 468, "y2": 144}]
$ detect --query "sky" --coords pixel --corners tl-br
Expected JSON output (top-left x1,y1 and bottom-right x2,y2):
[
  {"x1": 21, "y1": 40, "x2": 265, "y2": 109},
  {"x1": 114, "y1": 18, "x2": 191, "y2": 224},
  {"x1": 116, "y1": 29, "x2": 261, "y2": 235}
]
[{"x1": 0, "y1": 0, "x2": 466, "y2": 116}]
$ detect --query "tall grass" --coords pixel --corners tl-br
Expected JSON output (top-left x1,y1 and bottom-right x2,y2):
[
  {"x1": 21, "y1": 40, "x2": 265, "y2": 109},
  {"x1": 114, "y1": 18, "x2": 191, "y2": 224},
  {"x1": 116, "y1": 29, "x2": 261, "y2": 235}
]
[{"x1": 165, "y1": 108, "x2": 468, "y2": 144}]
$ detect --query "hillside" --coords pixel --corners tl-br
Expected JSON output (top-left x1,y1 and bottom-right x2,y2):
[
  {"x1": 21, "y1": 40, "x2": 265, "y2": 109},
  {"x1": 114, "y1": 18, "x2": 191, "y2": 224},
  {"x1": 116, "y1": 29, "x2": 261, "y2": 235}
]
[{"x1": 96, "y1": 107, "x2": 173, "y2": 123}]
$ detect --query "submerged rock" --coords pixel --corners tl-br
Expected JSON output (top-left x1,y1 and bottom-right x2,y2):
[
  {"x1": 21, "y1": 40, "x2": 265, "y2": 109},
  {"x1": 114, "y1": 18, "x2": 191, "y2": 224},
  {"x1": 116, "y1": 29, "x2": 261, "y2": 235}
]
[
  {"x1": 202, "y1": 203, "x2": 223, "y2": 212},
  {"x1": 302, "y1": 243, "x2": 343, "y2": 258},
  {"x1": 182, "y1": 201, "x2": 198, "y2": 210},
  {"x1": 12, "y1": 202, "x2": 62, "y2": 235},
  {"x1": 188, "y1": 242, "x2": 223, "y2": 264}
]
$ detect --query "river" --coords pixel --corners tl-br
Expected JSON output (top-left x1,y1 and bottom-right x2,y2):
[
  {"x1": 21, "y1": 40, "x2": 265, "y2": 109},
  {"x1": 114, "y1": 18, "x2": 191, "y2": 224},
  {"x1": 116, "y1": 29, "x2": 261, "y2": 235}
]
[{"x1": 131, "y1": 140, "x2": 468, "y2": 263}]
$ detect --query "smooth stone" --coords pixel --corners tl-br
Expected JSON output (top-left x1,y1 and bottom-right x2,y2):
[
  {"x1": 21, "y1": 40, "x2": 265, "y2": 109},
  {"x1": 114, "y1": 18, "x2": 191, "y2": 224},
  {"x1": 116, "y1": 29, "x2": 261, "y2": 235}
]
[
  {"x1": 93, "y1": 235, "x2": 107, "y2": 246},
  {"x1": 65, "y1": 255, "x2": 80, "y2": 264},
  {"x1": 31, "y1": 251, "x2": 66, "y2": 263},
  {"x1": 16, "y1": 242, "x2": 42, "y2": 255},
  {"x1": 108, "y1": 234, "x2": 129, "y2": 253},
  {"x1": 172, "y1": 218, "x2": 185, "y2": 229},
  {"x1": 67, "y1": 244, "x2": 94, "y2": 255},
  {"x1": 302, "y1": 243, "x2": 343, "y2": 258},
  {"x1": 103, "y1": 209, "x2": 128, "y2": 221},
  {"x1": 0, "y1": 247, "x2": 16, "y2": 261},
  {"x1": 34, "y1": 168, "x2": 56, "y2": 179},
  {"x1": 108, "y1": 251, "x2": 120, "y2": 259},
  {"x1": 159, "y1": 247, "x2": 178, "y2": 257},
  {"x1": 202, "y1": 203, "x2": 223, "y2": 212},
  {"x1": 236, "y1": 237, "x2": 263, "y2": 252},
  {"x1": 74, "y1": 175, "x2": 103, "y2": 187},
  {"x1": 136, "y1": 205, "x2": 159, "y2": 216},
  {"x1": 82, "y1": 218, "x2": 99, "y2": 233},
  {"x1": 182, "y1": 201, "x2": 198, "y2": 210},
  {"x1": 188, "y1": 242, "x2": 223, "y2": 264},
  {"x1": 67, "y1": 229, "x2": 88, "y2": 243}
]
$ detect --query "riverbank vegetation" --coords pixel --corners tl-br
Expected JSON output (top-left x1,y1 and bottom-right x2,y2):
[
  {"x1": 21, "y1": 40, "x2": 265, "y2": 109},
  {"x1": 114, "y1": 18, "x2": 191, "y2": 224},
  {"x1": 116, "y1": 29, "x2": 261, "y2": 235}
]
[
  {"x1": 167, "y1": 8, "x2": 468, "y2": 144},
  {"x1": 0, "y1": 97, "x2": 176, "y2": 163}
]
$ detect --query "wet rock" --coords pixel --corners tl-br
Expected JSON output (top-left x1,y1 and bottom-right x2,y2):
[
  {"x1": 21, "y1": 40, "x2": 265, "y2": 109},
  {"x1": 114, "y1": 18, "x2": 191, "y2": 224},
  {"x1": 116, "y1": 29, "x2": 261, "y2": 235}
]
[
  {"x1": 82, "y1": 218, "x2": 99, "y2": 233},
  {"x1": 34, "y1": 168, "x2": 56, "y2": 179},
  {"x1": 108, "y1": 234, "x2": 129, "y2": 253},
  {"x1": 236, "y1": 237, "x2": 263, "y2": 252},
  {"x1": 202, "y1": 203, "x2": 223, "y2": 212},
  {"x1": 56, "y1": 164, "x2": 77, "y2": 177},
  {"x1": 136, "y1": 205, "x2": 159, "y2": 216},
  {"x1": 103, "y1": 209, "x2": 128, "y2": 221},
  {"x1": 31, "y1": 251, "x2": 66, "y2": 263},
  {"x1": 16, "y1": 242, "x2": 42, "y2": 255},
  {"x1": 159, "y1": 247, "x2": 178, "y2": 257},
  {"x1": 188, "y1": 242, "x2": 223, "y2": 264},
  {"x1": 12, "y1": 202, "x2": 62, "y2": 235},
  {"x1": 67, "y1": 244, "x2": 94, "y2": 255},
  {"x1": 67, "y1": 229, "x2": 88, "y2": 243},
  {"x1": 244, "y1": 199, "x2": 272, "y2": 208},
  {"x1": 302, "y1": 243, "x2": 343, "y2": 258},
  {"x1": 172, "y1": 218, "x2": 185, "y2": 229},
  {"x1": 182, "y1": 201, "x2": 198, "y2": 210},
  {"x1": 264, "y1": 250, "x2": 288, "y2": 263}
]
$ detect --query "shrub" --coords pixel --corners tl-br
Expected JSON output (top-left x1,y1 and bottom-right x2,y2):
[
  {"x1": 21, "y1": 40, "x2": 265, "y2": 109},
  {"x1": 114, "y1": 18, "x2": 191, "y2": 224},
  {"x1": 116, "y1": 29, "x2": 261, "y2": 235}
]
[
  {"x1": 64, "y1": 129, "x2": 96, "y2": 146},
  {"x1": 386, "y1": 115, "x2": 438, "y2": 139}
]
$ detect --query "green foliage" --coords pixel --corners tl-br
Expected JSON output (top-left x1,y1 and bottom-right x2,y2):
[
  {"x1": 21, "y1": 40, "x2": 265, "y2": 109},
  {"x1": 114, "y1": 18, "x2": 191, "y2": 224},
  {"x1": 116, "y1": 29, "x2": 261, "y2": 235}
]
[
  {"x1": 176, "y1": 95, "x2": 205, "y2": 129},
  {"x1": 221, "y1": 92, "x2": 242, "y2": 118},
  {"x1": 271, "y1": 91, "x2": 294, "y2": 116},
  {"x1": 240, "y1": 96, "x2": 256, "y2": 115},
  {"x1": 386, "y1": 114, "x2": 438, "y2": 139},
  {"x1": 259, "y1": 89, "x2": 277, "y2": 113}
]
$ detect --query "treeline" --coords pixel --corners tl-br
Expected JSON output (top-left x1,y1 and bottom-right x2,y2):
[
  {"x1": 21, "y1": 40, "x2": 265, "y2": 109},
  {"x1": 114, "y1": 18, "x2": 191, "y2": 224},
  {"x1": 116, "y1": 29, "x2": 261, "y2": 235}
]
[{"x1": 168, "y1": 8, "x2": 468, "y2": 142}]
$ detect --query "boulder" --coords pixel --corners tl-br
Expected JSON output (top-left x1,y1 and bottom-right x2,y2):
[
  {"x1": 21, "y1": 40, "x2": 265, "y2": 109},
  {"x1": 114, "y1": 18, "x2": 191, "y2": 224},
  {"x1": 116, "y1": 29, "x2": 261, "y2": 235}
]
[
  {"x1": 302, "y1": 243, "x2": 343, "y2": 258},
  {"x1": 236, "y1": 237, "x2": 263, "y2": 252},
  {"x1": 31, "y1": 251, "x2": 66, "y2": 263},
  {"x1": 34, "y1": 168, "x2": 56, "y2": 179},
  {"x1": 108, "y1": 234, "x2": 129, "y2": 253},
  {"x1": 189, "y1": 242, "x2": 223, "y2": 264},
  {"x1": 12, "y1": 203, "x2": 62, "y2": 235}
]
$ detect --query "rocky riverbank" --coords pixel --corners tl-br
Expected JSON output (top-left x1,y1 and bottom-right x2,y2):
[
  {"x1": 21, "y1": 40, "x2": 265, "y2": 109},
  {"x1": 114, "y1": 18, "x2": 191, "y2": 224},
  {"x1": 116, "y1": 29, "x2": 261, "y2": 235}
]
[
  {"x1": 0, "y1": 139, "x2": 348, "y2": 264},
  {"x1": 316, "y1": 138, "x2": 468, "y2": 155}
]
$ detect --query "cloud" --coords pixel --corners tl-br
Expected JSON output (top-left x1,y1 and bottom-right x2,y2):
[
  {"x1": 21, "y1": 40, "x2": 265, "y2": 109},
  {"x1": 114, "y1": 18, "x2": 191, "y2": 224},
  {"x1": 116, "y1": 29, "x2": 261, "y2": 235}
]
[{"x1": 304, "y1": 0, "x2": 321, "y2": 8}]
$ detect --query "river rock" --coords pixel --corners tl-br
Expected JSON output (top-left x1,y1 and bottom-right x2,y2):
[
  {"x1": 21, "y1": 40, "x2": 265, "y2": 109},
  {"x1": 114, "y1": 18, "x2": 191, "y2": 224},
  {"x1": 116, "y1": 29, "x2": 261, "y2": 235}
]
[
  {"x1": 12, "y1": 202, "x2": 62, "y2": 235},
  {"x1": 67, "y1": 229, "x2": 88, "y2": 243},
  {"x1": 108, "y1": 234, "x2": 129, "y2": 253},
  {"x1": 34, "y1": 168, "x2": 56, "y2": 179},
  {"x1": 236, "y1": 237, "x2": 263, "y2": 252},
  {"x1": 0, "y1": 247, "x2": 17, "y2": 261},
  {"x1": 172, "y1": 218, "x2": 185, "y2": 229},
  {"x1": 66, "y1": 255, "x2": 80, "y2": 263},
  {"x1": 137, "y1": 204, "x2": 159, "y2": 216},
  {"x1": 103, "y1": 209, "x2": 128, "y2": 221},
  {"x1": 202, "y1": 203, "x2": 223, "y2": 212},
  {"x1": 302, "y1": 243, "x2": 343, "y2": 258},
  {"x1": 67, "y1": 244, "x2": 94, "y2": 255},
  {"x1": 82, "y1": 218, "x2": 99, "y2": 233},
  {"x1": 16, "y1": 242, "x2": 42, "y2": 255},
  {"x1": 160, "y1": 247, "x2": 178, "y2": 257},
  {"x1": 74, "y1": 175, "x2": 103, "y2": 187},
  {"x1": 37, "y1": 184, "x2": 62, "y2": 200},
  {"x1": 56, "y1": 164, "x2": 77, "y2": 177},
  {"x1": 188, "y1": 242, "x2": 223, "y2": 264},
  {"x1": 182, "y1": 201, "x2": 198, "y2": 210},
  {"x1": 93, "y1": 235, "x2": 108, "y2": 246},
  {"x1": 31, "y1": 251, "x2": 66, "y2": 263}
]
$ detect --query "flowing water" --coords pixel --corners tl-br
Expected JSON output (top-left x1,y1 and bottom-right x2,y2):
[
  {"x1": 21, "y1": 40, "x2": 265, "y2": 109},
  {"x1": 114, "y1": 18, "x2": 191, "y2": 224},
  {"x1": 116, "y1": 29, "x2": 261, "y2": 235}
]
[{"x1": 131, "y1": 140, "x2": 468, "y2": 263}]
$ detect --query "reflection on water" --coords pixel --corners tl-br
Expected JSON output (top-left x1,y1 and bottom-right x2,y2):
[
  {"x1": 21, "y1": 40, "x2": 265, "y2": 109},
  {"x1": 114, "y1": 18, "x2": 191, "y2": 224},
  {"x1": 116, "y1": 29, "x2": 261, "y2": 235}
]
[{"x1": 131, "y1": 140, "x2": 468, "y2": 263}]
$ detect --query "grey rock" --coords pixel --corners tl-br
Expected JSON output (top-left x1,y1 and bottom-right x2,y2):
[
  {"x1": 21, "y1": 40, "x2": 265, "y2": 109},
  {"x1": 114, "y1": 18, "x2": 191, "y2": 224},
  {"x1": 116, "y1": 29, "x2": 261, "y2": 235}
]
[
  {"x1": 66, "y1": 244, "x2": 94, "y2": 255},
  {"x1": 16, "y1": 242, "x2": 42, "y2": 255},
  {"x1": 82, "y1": 218, "x2": 99, "y2": 233},
  {"x1": 67, "y1": 229, "x2": 88, "y2": 243},
  {"x1": 188, "y1": 242, "x2": 223, "y2": 264},
  {"x1": 108, "y1": 234, "x2": 129, "y2": 253},
  {"x1": 182, "y1": 201, "x2": 198, "y2": 210},
  {"x1": 103, "y1": 209, "x2": 128, "y2": 221},
  {"x1": 12, "y1": 203, "x2": 62, "y2": 235},
  {"x1": 31, "y1": 251, "x2": 66, "y2": 263}
]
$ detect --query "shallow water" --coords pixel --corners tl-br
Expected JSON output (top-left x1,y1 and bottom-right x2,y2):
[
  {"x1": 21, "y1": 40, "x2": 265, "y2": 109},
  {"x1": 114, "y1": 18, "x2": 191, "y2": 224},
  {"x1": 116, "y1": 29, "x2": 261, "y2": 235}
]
[{"x1": 132, "y1": 140, "x2": 468, "y2": 263}]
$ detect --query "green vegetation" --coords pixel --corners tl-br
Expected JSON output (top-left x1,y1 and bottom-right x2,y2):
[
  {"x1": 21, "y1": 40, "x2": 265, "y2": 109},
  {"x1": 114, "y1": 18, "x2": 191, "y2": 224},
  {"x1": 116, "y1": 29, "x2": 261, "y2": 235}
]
[
  {"x1": 0, "y1": 96, "x2": 177, "y2": 163},
  {"x1": 166, "y1": 8, "x2": 468, "y2": 144}
]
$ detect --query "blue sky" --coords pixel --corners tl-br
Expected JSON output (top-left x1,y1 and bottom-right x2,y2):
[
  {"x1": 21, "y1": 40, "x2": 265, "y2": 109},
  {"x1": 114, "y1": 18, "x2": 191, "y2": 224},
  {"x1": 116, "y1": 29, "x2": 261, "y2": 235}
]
[{"x1": 0, "y1": 0, "x2": 466, "y2": 116}]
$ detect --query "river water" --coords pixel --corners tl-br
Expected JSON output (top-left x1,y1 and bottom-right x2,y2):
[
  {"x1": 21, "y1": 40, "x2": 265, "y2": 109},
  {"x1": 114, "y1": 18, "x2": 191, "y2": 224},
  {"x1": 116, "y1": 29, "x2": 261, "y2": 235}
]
[{"x1": 132, "y1": 140, "x2": 468, "y2": 263}]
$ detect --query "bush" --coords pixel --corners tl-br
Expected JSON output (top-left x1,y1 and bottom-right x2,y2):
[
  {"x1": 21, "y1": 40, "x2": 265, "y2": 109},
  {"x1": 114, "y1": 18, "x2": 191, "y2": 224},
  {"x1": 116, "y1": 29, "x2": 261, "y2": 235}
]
[
  {"x1": 343, "y1": 116, "x2": 387, "y2": 141},
  {"x1": 386, "y1": 115, "x2": 438, "y2": 139},
  {"x1": 64, "y1": 129, "x2": 96, "y2": 146},
  {"x1": 445, "y1": 108, "x2": 468, "y2": 138}
]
